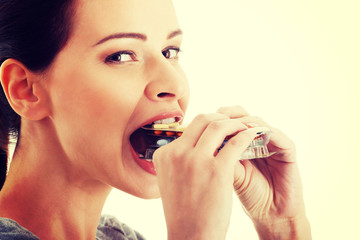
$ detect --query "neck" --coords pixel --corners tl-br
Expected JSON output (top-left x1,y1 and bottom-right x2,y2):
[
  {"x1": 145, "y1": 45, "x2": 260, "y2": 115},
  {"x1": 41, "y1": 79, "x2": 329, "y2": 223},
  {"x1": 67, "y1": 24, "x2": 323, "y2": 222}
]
[{"x1": 0, "y1": 120, "x2": 112, "y2": 239}]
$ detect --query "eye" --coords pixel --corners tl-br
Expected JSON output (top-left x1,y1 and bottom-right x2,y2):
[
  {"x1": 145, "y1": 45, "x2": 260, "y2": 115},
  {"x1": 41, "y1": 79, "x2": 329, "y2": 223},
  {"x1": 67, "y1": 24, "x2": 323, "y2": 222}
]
[
  {"x1": 162, "y1": 47, "x2": 181, "y2": 59},
  {"x1": 105, "y1": 51, "x2": 137, "y2": 64}
]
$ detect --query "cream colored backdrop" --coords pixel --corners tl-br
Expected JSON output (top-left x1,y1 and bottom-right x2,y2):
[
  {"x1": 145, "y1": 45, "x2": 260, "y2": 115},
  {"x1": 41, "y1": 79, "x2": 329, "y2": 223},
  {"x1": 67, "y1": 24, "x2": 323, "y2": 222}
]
[{"x1": 102, "y1": 1, "x2": 360, "y2": 239}]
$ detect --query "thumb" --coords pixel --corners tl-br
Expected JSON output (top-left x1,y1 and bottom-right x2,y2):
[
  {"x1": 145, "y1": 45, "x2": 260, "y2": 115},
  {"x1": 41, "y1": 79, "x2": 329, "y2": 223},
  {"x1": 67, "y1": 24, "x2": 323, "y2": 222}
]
[
  {"x1": 233, "y1": 160, "x2": 254, "y2": 194},
  {"x1": 233, "y1": 160, "x2": 245, "y2": 191}
]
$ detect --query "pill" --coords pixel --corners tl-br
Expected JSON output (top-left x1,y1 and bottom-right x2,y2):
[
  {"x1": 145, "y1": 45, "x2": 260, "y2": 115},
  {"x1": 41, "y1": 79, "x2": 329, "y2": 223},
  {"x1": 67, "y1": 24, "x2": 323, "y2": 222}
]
[
  {"x1": 165, "y1": 131, "x2": 175, "y2": 136},
  {"x1": 153, "y1": 124, "x2": 170, "y2": 129}
]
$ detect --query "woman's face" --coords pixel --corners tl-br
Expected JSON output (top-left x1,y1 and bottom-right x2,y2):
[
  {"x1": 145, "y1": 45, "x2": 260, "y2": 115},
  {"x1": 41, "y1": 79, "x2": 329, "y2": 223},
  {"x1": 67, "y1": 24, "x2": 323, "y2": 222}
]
[{"x1": 43, "y1": 0, "x2": 189, "y2": 198}]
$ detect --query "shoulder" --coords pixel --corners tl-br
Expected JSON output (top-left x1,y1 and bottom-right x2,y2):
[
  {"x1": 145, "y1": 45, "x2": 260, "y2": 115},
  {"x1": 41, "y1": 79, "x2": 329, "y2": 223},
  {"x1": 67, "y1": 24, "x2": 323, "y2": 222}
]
[
  {"x1": 0, "y1": 218, "x2": 39, "y2": 240},
  {"x1": 97, "y1": 215, "x2": 146, "y2": 240}
]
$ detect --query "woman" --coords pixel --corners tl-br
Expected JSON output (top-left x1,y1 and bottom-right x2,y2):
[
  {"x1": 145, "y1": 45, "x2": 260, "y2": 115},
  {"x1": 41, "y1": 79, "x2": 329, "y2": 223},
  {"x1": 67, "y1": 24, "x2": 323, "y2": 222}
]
[{"x1": 0, "y1": 0, "x2": 311, "y2": 239}]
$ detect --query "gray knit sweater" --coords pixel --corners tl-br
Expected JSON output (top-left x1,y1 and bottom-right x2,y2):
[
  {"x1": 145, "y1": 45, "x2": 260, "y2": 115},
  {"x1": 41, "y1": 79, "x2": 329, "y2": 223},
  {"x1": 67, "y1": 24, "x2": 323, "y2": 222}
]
[{"x1": 0, "y1": 215, "x2": 145, "y2": 240}]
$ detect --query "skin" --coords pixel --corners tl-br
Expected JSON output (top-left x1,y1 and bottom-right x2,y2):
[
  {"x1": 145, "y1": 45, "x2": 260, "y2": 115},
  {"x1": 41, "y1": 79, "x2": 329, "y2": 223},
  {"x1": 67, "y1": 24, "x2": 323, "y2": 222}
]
[
  {"x1": 0, "y1": 0, "x2": 189, "y2": 238},
  {"x1": 154, "y1": 107, "x2": 311, "y2": 240},
  {"x1": 0, "y1": 0, "x2": 311, "y2": 239}
]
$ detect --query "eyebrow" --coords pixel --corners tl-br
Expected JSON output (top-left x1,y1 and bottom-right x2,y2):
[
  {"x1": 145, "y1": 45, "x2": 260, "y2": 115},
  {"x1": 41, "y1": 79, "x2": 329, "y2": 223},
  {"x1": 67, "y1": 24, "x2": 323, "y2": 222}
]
[
  {"x1": 93, "y1": 29, "x2": 183, "y2": 47},
  {"x1": 167, "y1": 29, "x2": 183, "y2": 39},
  {"x1": 94, "y1": 33, "x2": 146, "y2": 46}
]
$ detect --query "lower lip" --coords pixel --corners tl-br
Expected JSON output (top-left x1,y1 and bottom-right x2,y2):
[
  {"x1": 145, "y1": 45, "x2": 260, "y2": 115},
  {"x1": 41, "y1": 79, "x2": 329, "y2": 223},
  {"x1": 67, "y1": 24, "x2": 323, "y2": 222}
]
[{"x1": 130, "y1": 146, "x2": 157, "y2": 176}]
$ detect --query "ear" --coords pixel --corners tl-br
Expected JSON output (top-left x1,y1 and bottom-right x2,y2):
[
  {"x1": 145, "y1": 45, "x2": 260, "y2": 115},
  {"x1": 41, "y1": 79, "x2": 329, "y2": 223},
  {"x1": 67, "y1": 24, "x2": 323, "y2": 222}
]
[{"x1": 0, "y1": 59, "x2": 50, "y2": 120}]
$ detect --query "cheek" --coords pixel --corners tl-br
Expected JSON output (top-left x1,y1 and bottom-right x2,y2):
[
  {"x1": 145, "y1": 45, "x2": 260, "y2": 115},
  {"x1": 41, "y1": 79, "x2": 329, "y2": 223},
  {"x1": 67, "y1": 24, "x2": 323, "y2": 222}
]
[
  {"x1": 176, "y1": 67, "x2": 191, "y2": 111},
  {"x1": 48, "y1": 68, "x2": 143, "y2": 162}
]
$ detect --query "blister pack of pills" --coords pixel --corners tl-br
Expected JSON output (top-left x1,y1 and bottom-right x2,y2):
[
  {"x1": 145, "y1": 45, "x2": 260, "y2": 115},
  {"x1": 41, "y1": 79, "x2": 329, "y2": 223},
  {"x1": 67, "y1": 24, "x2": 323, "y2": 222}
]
[{"x1": 136, "y1": 123, "x2": 275, "y2": 160}]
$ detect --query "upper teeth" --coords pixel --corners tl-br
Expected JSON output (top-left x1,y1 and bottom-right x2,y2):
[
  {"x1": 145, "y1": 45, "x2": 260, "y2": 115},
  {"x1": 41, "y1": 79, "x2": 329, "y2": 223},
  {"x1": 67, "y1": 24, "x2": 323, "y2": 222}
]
[{"x1": 154, "y1": 117, "x2": 176, "y2": 124}]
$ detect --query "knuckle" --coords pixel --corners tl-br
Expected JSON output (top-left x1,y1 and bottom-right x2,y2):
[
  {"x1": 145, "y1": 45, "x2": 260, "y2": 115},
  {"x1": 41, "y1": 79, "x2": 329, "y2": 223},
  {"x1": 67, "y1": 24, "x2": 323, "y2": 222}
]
[
  {"x1": 227, "y1": 137, "x2": 243, "y2": 147},
  {"x1": 217, "y1": 105, "x2": 245, "y2": 114},
  {"x1": 244, "y1": 116, "x2": 269, "y2": 127},
  {"x1": 194, "y1": 113, "x2": 228, "y2": 124},
  {"x1": 228, "y1": 132, "x2": 254, "y2": 147},
  {"x1": 168, "y1": 145, "x2": 185, "y2": 162},
  {"x1": 216, "y1": 106, "x2": 228, "y2": 114},
  {"x1": 251, "y1": 116, "x2": 263, "y2": 122},
  {"x1": 195, "y1": 113, "x2": 214, "y2": 124},
  {"x1": 217, "y1": 106, "x2": 232, "y2": 115},
  {"x1": 207, "y1": 121, "x2": 223, "y2": 131},
  {"x1": 194, "y1": 113, "x2": 209, "y2": 122},
  {"x1": 270, "y1": 126, "x2": 280, "y2": 134},
  {"x1": 233, "y1": 105, "x2": 246, "y2": 112},
  {"x1": 288, "y1": 139, "x2": 296, "y2": 149}
]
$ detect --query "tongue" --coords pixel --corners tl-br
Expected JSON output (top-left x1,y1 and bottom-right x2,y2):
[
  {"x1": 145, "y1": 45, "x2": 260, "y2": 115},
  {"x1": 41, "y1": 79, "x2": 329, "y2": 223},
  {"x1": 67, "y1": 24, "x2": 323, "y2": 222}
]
[{"x1": 130, "y1": 128, "x2": 148, "y2": 157}]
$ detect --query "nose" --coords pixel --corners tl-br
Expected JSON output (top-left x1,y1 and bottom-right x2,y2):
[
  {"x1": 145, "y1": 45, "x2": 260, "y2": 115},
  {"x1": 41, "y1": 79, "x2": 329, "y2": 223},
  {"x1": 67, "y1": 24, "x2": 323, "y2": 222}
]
[{"x1": 144, "y1": 58, "x2": 188, "y2": 102}]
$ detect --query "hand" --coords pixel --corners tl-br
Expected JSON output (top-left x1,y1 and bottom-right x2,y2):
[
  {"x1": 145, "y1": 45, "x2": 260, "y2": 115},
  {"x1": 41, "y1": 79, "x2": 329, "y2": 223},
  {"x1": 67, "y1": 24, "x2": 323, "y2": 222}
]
[
  {"x1": 153, "y1": 113, "x2": 266, "y2": 240},
  {"x1": 217, "y1": 106, "x2": 311, "y2": 239}
]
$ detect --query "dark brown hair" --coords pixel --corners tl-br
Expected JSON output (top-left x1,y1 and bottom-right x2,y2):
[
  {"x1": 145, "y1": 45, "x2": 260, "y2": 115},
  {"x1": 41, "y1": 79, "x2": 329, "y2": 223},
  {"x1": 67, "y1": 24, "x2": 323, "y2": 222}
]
[{"x1": 0, "y1": 0, "x2": 76, "y2": 190}]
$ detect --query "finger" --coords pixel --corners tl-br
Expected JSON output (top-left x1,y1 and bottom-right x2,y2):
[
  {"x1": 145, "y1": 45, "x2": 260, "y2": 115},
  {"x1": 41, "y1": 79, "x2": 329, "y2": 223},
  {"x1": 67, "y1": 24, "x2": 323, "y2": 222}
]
[
  {"x1": 236, "y1": 116, "x2": 270, "y2": 128},
  {"x1": 236, "y1": 116, "x2": 296, "y2": 162},
  {"x1": 180, "y1": 113, "x2": 229, "y2": 147},
  {"x1": 216, "y1": 127, "x2": 269, "y2": 165},
  {"x1": 266, "y1": 129, "x2": 296, "y2": 163},
  {"x1": 195, "y1": 119, "x2": 248, "y2": 157},
  {"x1": 217, "y1": 106, "x2": 250, "y2": 119},
  {"x1": 233, "y1": 160, "x2": 245, "y2": 188},
  {"x1": 233, "y1": 160, "x2": 252, "y2": 193}
]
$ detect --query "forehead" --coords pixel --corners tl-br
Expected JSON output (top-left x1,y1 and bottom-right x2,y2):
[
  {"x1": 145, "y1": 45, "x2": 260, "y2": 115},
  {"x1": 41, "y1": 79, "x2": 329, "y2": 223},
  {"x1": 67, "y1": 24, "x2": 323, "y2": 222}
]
[{"x1": 71, "y1": 0, "x2": 180, "y2": 44}]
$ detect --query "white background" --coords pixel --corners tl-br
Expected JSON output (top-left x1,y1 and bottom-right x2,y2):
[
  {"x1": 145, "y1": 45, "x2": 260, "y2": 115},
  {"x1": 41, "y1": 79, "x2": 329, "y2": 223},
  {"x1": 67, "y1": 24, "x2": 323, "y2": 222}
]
[{"x1": 102, "y1": 0, "x2": 360, "y2": 239}]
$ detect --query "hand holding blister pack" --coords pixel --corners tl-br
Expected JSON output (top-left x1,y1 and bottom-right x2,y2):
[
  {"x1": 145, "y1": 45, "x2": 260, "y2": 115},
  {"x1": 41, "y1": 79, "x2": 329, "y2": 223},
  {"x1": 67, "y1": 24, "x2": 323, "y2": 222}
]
[{"x1": 131, "y1": 122, "x2": 275, "y2": 161}]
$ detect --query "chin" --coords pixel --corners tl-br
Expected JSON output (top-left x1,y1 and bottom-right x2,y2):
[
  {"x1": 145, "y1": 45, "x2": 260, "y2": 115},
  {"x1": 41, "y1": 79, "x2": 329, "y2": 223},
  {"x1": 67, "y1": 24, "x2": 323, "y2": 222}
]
[
  {"x1": 136, "y1": 187, "x2": 161, "y2": 200},
  {"x1": 110, "y1": 165, "x2": 161, "y2": 199}
]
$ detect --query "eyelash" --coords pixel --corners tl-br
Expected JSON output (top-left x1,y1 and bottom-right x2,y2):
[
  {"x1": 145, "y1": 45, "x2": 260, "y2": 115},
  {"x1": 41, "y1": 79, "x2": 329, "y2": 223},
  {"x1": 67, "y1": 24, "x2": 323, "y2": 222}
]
[
  {"x1": 105, "y1": 51, "x2": 136, "y2": 64},
  {"x1": 162, "y1": 46, "x2": 181, "y2": 59},
  {"x1": 105, "y1": 47, "x2": 182, "y2": 64}
]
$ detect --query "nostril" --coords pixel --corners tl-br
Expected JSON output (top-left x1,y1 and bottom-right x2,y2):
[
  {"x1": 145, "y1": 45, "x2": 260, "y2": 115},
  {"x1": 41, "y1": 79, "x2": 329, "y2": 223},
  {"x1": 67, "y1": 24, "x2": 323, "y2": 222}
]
[{"x1": 157, "y1": 92, "x2": 175, "y2": 98}]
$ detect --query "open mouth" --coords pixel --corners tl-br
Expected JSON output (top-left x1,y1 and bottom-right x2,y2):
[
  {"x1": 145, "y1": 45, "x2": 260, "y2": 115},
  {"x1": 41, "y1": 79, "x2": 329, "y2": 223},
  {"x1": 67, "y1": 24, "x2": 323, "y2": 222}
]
[{"x1": 130, "y1": 117, "x2": 183, "y2": 161}]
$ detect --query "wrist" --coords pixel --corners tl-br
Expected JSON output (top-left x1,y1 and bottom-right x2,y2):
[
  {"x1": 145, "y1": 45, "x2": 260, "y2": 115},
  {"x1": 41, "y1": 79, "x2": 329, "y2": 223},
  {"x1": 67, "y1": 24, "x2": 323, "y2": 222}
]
[
  {"x1": 166, "y1": 220, "x2": 228, "y2": 240},
  {"x1": 253, "y1": 216, "x2": 312, "y2": 240}
]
